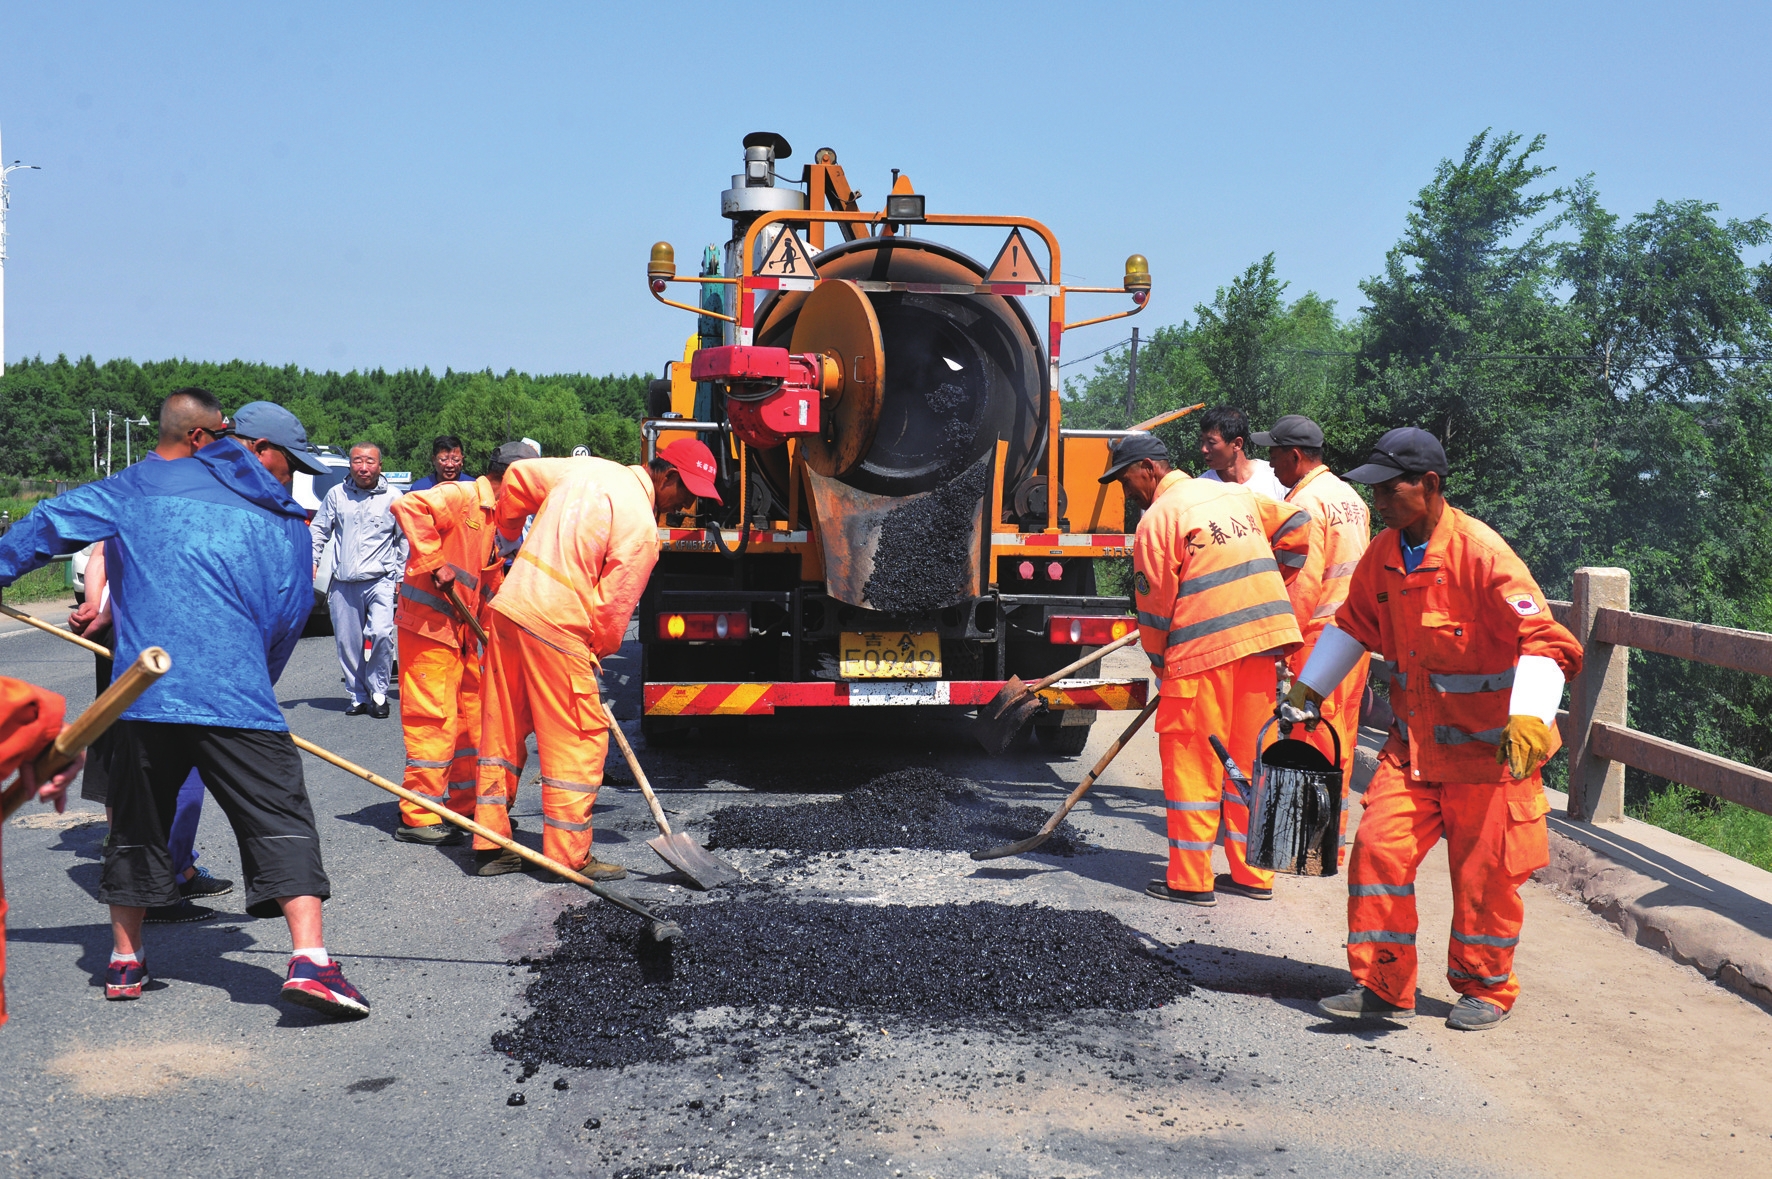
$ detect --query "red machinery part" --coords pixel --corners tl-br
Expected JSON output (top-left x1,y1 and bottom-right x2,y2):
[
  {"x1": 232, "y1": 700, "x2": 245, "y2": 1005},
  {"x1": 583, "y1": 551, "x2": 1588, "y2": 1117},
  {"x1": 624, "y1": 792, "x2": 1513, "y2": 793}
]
[
  {"x1": 657, "y1": 611, "x2": 750, "y2": 641},
  {"x1": 692, "y1": 345, "x2": 826, "y2": 449},
  {"x1": 1049, "y1": 615, "x2": 1134, "y2": 645}
]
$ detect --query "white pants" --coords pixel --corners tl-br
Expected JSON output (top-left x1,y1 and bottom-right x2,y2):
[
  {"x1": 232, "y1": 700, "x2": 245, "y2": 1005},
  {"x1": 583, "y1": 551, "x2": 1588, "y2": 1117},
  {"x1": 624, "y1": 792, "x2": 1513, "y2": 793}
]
[{"x1": 329, "y1": 577, "x2": 397, "y2": 704}]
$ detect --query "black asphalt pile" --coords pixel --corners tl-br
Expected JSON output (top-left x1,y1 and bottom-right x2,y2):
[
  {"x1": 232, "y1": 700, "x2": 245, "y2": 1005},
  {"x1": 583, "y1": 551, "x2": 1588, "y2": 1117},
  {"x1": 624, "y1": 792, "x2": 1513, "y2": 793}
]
[
  {"x1": 863, "y1": 456, "x2": 990, "y2": 613},
  {"x1": 704, "y1": 766, "x2": 1090, "y2": 857},
  {"x1": 495, "y1": 897, "x2": 1189, "y2": 1070}
]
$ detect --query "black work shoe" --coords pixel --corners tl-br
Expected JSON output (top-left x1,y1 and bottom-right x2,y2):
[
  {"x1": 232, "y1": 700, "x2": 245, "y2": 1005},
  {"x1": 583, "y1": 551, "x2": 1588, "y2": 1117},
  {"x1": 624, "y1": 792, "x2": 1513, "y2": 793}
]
[
  {"x1": 369, "y1": 700, "x2": 390, "y2": 719},
  {"x1": 1446, "y1": 995, "x2": 1510, "y2": 1031},
  {"x1": 344, "y1": 701, "x2": 370, "y2": 717},
  {"x1": 526, "y1": 857, "x2": 627, "y2": 883},
  {"x1": 1146, "y1": 880, "x2": 1216, "y2": 906},
  {"x1": 1214, "y1": 873, "x2": 1274, "y2": 901},
  {"x1": 475, "y1": 850, "x2": 525, "y2": 876},
  {"x1": 144, "y1": 901, "x2": 218, "y2": 924},
  {"x1": 394, "y1": 822, "x2": 467, "y2": 846},
  {"x1": 178, "y1": 866, "x2": 234, "y2": 899},
  {"x1": 1317, "y1": 985, "x2": 1416, "y2": 1021}
]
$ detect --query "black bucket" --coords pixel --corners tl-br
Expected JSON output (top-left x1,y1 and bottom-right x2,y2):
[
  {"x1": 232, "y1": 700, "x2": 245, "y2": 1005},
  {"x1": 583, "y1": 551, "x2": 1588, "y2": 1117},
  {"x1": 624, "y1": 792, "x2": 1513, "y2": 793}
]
[{"x1": 1245, "y1": 718, "x2": 1342, "y2": 877}]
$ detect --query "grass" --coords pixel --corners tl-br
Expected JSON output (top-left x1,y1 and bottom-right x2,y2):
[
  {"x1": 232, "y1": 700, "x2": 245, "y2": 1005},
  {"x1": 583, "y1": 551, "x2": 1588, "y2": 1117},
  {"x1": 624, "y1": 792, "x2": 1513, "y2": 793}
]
[
  {"x1": 1630, "y1": 783, "x2": 1772, "y2": 872},
  {"x1": 2, "y1": 560, "x2": 73, "y2": 603}
]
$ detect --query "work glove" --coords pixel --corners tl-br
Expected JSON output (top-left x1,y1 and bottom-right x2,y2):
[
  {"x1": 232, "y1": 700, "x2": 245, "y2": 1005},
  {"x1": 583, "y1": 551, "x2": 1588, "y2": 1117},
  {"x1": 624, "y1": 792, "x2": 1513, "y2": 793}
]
[
  {"x1": 1280, "y1": 680, "x2": 1322, "y2": 725},
  {"x1": 1496, "y1": 714, "x2": 1554, "y2": 780}
]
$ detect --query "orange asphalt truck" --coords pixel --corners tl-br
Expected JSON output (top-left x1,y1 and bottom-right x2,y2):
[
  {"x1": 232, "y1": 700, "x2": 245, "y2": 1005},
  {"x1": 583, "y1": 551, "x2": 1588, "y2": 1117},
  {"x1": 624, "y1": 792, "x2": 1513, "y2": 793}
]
[{"x1": 637, "y1": 132, "x2": 1172, "y2": 753}]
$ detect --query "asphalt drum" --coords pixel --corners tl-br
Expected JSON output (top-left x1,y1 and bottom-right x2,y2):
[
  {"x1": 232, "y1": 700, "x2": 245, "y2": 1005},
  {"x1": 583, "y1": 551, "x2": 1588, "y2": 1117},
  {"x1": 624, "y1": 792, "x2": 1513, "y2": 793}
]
[{"x1": 1246, "y1": 718, "x2": 1342, "y2": 876}]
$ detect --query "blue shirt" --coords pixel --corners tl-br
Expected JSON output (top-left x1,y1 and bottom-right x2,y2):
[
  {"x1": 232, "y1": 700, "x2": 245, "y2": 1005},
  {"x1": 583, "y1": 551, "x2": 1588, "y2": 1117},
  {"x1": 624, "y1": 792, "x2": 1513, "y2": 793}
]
[
  {"x1": 407, "y1": 472, "x2": 475, "y2": 492},
  {"x1": 0, "y1": 439, "x2": 314, "y2": 730},
  {"x1": 1400, "y1": 533, "x2": 1430, "y2": 574}
]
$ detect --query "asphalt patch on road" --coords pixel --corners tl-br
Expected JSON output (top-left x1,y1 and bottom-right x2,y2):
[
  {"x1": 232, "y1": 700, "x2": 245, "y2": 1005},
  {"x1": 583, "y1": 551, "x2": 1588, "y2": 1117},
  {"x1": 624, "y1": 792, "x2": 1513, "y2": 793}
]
[
  {"x1": 495, "y1": 897, "x2": 1190, "y2": 1071},
  {"x1": 704, "y1": 766, "x2": 1091, "y2": 858},
  {"x1": 862, "y1": 455, "x2": 990, "y2": 613}
]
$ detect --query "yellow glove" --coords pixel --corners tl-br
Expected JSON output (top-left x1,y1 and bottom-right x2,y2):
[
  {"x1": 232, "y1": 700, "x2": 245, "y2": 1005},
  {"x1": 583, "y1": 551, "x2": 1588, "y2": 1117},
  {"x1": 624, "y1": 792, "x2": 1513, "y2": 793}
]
[
  {"x1": 1496, "y1": 714, "x2": 1554, "y2": 780},
  {"x1": 1280, "y1": 680, "x2": 1323, "y2": 724}
]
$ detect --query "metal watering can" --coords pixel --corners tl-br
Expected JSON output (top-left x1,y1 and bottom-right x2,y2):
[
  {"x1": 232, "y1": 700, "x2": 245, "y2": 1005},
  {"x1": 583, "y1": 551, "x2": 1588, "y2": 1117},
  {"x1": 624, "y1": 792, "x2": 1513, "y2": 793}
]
[{"x1": 1216, "y1": 717, "x2": 1343, "y2": 877}]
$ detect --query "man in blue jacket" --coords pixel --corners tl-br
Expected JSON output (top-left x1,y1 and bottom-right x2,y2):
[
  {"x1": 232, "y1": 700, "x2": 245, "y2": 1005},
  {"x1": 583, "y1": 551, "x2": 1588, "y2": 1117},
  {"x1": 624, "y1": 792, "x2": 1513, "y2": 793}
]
[{"x1": 0, "y1": 398, "x2": 371, "y2": 1019}]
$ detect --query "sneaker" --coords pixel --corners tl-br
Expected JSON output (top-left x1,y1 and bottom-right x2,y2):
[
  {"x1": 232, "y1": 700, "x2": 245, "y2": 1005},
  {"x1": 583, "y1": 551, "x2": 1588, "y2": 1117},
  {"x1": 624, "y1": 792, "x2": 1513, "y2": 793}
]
[
  {"x1": 475, "y1": 849, "x2": 525, "y2": 876},
  {"x1": 1214, "y1": 873, "x2": 1274, "y2": 901},
  {"x1": 1317, "y1": 985, "x2": 1416, "y2": 1021},
  {"x1": 393, "y1": 822, "x2": 467, "y2": 846},
  {"x1": 1146, "y1": 880, "x2": 1216, "y2": 906},
  {"x1": 280, "y1": 957, "x2": 371, "y2": 1020},
  {"x1": 1446, "y1": 995, "x2": 1510, "y2": 1031},
  {"x1": 179, "y1": 866, "x2": 234, "y2": 900},
  {"x1": 144, "y1": 901, "x2": 218, "y2": 924},
  {"x1": 106, "y1": 956, "x2": 149, "y2": 1000}
]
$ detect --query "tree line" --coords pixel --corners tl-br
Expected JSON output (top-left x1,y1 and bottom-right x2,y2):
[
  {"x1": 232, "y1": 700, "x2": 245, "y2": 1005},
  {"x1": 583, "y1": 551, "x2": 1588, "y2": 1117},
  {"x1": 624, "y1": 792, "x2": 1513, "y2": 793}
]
[{"x1": 1064, "y1": 130, "x2": 1772, "y2": 812}]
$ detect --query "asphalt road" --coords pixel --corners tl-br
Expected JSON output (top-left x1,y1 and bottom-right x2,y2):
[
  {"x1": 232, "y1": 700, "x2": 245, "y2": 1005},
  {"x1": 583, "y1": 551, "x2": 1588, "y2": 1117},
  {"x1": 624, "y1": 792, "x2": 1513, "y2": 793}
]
[{"x1": 3, "y1": 620, "x2": 1770, "y2": 1178}]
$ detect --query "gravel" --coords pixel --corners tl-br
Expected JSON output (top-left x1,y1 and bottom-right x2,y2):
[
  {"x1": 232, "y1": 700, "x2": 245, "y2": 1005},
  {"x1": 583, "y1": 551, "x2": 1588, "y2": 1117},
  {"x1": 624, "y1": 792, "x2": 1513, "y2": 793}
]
[
  {"x1": 494, "y1": 897, "x2": 1191, "y2": 1070},
  {"x1": 862, "y1": 456, "x2": 991, "y2": 613},
  {"x1": 704, "y1": 766, "x2": 1091, "y2": 858}
]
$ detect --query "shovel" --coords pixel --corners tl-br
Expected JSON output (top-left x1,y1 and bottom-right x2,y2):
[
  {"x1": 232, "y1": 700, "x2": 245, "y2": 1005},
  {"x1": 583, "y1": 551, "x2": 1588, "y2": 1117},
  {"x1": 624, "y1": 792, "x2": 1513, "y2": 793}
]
[
  {"x1": 971, "y1": 694, "x2": 1160, "y2": 860},
  {"x1": 444, "y1": 583, "x2": 489, "y2": 646},
  {"x1": 973, "y1": 631, "x2": 1140, "y2": 755},
  {"x1": 600, "y1": 701, "x2": 740, "y2": 890}
]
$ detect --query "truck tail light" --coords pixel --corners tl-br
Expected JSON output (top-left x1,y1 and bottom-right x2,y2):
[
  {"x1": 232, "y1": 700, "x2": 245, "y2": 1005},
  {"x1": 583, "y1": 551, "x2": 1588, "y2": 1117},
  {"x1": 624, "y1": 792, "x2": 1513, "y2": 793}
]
[
  {"x1": 657, "y1": 611, "x2": 749, "y2": 641},
  {"x1": 1049, "y1": 615, "x2": 1133, "y2": 645}
]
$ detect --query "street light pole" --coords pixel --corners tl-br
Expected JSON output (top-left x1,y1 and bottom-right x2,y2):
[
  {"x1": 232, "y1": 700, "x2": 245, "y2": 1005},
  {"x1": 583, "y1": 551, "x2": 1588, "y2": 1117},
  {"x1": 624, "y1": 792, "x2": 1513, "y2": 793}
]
[{"x1": 0, "y1": 125, "x2": 43, "y2": 377}]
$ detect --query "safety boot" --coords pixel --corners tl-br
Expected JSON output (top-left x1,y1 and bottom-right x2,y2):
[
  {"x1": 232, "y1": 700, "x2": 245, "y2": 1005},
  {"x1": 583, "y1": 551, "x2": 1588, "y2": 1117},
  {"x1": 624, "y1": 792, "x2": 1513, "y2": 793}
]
[
  {"x1": 527, "y1": 857, "x2": 627, "y2": 883},
  {"x1": 1146, "y1": 880, "x2": 1216, "y2": 906},
  {"x1": 1445, "y1": 995, "x2": 1510, "y2": 1031},
  {"x1": 395, "y1": 822, "x2": 467, "y2": 846},
  {"x1": 475, "y1": 849, "x2": 525, "y2": 876},
  {"x1": 1214, "y1": 873, "x2": 1274, "y2": 901},
  {"x1": 1317, "y1": 985, "x2": 1415, "y2": 1021}
]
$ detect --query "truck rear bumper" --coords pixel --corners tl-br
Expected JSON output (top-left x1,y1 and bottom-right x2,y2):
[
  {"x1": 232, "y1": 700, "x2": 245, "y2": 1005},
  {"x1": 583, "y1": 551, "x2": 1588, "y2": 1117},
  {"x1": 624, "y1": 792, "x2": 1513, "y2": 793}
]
[{"x1": 643, "y1": 678, "x2": 1148, "y2": 716}]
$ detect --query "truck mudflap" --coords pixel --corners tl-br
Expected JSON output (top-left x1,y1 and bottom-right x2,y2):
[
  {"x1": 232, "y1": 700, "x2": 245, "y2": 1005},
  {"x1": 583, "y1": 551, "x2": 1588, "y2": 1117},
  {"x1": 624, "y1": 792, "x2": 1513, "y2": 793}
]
[{"x1": 643, "y1": 678, "x2": 1148, "y2": 716}]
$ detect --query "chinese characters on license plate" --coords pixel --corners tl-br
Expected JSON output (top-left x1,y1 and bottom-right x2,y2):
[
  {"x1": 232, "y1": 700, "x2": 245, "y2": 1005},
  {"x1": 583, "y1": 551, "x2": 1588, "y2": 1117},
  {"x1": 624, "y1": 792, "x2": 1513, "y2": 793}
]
[{"x1": 839, "y1": 631, "x2": 942, "y2": 679}]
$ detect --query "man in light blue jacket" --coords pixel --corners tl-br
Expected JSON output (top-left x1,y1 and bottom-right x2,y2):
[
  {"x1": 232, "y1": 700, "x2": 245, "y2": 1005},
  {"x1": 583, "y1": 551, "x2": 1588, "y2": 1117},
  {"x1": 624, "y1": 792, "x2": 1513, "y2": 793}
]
[
  {"x1": 310, "y1": 442, "x2": 406, "y2": 718},
  {"x1": 0, "y1": 399, "x2": 371, "y2": 1020}
]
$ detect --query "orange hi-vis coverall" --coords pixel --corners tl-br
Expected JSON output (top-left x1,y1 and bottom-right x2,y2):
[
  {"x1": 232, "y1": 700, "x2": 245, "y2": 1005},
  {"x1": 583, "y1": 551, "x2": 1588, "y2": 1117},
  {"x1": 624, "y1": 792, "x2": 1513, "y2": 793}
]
[
  {"x1": 389, "y1": 476, "x2": 504, "y2": 828},
  {"x1": 1333, "y1": 506, "x2": 1581, "y2": 1012},
  {"x1": 1282, "y1": 464, "x2": 1372, "y2": 857},
  {"x1": 0, "y1": 676, "x2": 66, "y2": 1027},
  {"x1": 475, "y1": 457, "x2": 659, "y2": 867},
  {"x1": 1133, "y1": 470, "x2": 1307, "y2": 894}
]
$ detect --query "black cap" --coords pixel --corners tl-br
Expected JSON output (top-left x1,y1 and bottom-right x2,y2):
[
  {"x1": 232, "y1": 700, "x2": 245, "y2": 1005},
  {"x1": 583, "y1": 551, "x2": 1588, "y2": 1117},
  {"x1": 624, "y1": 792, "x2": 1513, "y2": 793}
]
[
  {"x1": 489, "y1": 440, "x2": 540, "y2": 474},
  {"x1": 1098, "y1": 432, "x2": 1170, "y2": 483},
  {"x1": 1343, "y1": 427, "x2": 1449, "y2": 484},
  {"x1": 1251, "y1": 414, "x2": 1324, "y2": 449}
]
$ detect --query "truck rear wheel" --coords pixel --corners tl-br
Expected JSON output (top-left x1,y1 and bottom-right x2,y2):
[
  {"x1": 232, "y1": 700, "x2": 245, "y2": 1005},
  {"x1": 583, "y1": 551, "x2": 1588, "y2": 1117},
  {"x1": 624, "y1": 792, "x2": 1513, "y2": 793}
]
[{"x1": 1034, "y1": 721, "x2": 1091, "y2": 757}]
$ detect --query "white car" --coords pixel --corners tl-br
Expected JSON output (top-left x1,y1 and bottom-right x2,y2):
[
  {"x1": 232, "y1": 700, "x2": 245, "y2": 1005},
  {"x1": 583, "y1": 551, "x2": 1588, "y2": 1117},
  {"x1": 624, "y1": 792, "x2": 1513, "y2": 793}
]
[{"x1": 291, "y1": 448, "x2": 354, "y2": 626}]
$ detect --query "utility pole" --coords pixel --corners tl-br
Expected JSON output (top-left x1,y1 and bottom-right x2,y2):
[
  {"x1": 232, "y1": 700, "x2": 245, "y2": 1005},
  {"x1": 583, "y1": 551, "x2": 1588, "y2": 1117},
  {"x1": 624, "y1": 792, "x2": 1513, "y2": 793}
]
[
  {"x1": 0, "y1": 126, "x2": 43, "y2": 376},
  {"x1": 91, "y1": 408, "x2": 98, "y2": 475},
  {"x1": 1125, "y1": 327, "x2": 1140, "y2": 421}
]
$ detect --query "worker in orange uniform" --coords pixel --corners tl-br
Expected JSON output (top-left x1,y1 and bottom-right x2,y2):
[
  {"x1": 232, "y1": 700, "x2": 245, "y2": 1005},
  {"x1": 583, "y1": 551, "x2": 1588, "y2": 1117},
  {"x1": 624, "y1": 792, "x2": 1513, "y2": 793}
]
[
  {"x1": 1103, "y1": 432, "x2": 1309, "y2": 907},
  {"x1": 1288, "y1": 428, "x2": 1581, "y2": 1031},
  {"x1": 387, "y1": 440, "x2": 538, "y2": 845},
  {"x1": 469, "y1": 439, "x2": 714, "y2": 877},
  {"x1": 1257, "y1": 414, "x2": 1372, "y2": 860},
  {"x1": 1, "y1": 676, "x2": 85, "y2": 1027}
]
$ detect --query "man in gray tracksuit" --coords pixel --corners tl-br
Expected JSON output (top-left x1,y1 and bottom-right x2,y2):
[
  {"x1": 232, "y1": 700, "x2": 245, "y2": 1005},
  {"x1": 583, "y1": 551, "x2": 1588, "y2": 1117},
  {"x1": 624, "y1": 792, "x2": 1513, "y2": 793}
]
[{"x1": 311, "y1": 442, "x2": 407, "y2": 718}]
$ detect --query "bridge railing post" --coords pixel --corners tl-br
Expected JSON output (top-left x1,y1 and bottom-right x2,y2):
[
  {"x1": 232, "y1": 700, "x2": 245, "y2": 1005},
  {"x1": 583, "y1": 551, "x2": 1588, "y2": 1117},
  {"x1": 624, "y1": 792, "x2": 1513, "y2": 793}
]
[{"x1": 1566, "y1": 566, "x2": 1629, "y2": 822}]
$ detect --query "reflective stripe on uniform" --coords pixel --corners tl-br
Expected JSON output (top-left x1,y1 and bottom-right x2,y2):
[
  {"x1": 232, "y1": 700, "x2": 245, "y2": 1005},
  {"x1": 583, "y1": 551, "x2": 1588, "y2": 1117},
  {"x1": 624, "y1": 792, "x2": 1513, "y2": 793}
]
[
  {"x1": 1275, "y1": 549, "x2": 1307, "y2": 568},
  {"x1": 1452, "y1": 929, "x2": 1520, "y2": 948},
  {"x1": 476, "y1": 794, "x2": 506, "y2": 807},
  {"x1": 453, "y1": 746, "x2": 479, "y2": 760},
  {"x1": 1167, "y1": 600, "x2": 1295, "y2": 647},
  {"x1": 1149, "y1": 653, "x2": 1165, "y2": 670},
  {"x1": 410, "y1": 785, "x2": 448, "y2": 800},
  {"x1": 406, "y1": 756, "x2": 452, "y2": 769},
  {"x1": 1347, "y1": 930, "x2": 1417, "y2": 945},
  {"x1": 1394, "y1": 716, "x2": 1410, "y2": 742},
  {"x1": 1271, "y1": 509, "x2": 1310, "y2": 541},
  {"x1": 1311, "y1": 599, "x2": 1345, "y2": 619},
  {"x1": 446, "y1": 562, "x2": 479, "y2": 590},
  {"x1": 1175, "y1": 557, "x2": 1278, "y2": 598},
  {"x1": 1434, "y1": 725, "x2": 1505, "y2": 747},
  {"x1": 400, "y1": 583, "x2": 455, "y2": 614},
  {"x1": 1164, "y1": 799, "x2": 1220, "y2": 811},
  {"x1": 540, "y1": 774, "x2": 599, "y2": 794},
  {"x1": 1137, "y1": 609, "x2": 1173, "y2": 630},
  {"x1": 1224, "y1": 829, "x2": 1246, "y2": 844},
  {"x1": 1430, "y1": 669, "x2": 1515, "y2": 694},
  {"x1": 1349, "y1": 882, "x2": 1416, "y2": 897},
  {"x1": 479, "y1": 756, "x2": 524, "y2": 773},
  {"x1": 543, "y1": 815, "x2": 593, "y2": 832},
  {"x1": 1448, "y1": 968, "x2": 1511, "y2": 986},
  {"x1": 1168, "y1": 837, "x2": 1216, "y2": 851},
  {"x1": 1323, "y1": 559, "x2": 1360, "y2": 580}
]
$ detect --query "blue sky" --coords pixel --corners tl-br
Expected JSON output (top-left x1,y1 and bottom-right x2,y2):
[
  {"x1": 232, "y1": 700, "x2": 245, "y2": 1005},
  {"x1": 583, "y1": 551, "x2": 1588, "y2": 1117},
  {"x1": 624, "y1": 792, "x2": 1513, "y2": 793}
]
[{"x1": 1, "y1": 1, "x2": 1767, "y2": 378}]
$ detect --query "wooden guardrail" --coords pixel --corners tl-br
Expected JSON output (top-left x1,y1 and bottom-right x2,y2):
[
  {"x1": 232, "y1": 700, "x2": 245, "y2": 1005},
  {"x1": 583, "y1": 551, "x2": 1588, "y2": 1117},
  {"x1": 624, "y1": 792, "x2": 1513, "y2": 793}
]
[{"x1": 1560, "y1": 567, "x2": 1772, "y2": 823}]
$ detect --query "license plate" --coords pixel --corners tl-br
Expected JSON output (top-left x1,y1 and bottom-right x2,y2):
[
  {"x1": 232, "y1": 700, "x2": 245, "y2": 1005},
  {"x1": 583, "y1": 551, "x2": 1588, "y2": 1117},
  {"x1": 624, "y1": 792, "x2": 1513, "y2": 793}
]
[{"x1": 839, "y1": 631, "x2": 942, "y2": 680}]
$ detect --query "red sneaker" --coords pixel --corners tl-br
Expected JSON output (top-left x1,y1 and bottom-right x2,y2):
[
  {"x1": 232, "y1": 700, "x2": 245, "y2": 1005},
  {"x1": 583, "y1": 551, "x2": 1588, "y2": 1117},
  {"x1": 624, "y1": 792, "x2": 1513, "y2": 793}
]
[
  {"x1": 280, "y1": 956, "x2": 371, "y2": 1020},
  {"x1": 106, "y1": 956, "x2": 149, "y2": 1000}
]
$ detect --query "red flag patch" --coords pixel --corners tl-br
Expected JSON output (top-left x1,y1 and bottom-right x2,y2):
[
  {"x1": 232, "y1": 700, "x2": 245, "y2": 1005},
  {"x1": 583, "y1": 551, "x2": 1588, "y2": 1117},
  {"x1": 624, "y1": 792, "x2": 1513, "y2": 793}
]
[{"x1": 1505, "y1": 593, "x2": 1541, "y2": 617}]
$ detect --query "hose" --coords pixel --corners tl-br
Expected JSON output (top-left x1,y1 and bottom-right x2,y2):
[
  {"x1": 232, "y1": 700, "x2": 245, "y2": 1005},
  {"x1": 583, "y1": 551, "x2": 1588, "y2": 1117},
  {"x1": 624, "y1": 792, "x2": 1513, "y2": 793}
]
[{"x1": 708, "y1": 439, "x2": 751, "y2": 561}]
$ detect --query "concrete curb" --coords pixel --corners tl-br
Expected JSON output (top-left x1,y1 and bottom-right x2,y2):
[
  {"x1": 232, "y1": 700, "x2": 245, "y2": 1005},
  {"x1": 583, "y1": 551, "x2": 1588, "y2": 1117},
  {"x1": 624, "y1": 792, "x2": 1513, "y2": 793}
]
[{"x1": 1535, "y1": 786, "x2": 1772, "y2": 1013}]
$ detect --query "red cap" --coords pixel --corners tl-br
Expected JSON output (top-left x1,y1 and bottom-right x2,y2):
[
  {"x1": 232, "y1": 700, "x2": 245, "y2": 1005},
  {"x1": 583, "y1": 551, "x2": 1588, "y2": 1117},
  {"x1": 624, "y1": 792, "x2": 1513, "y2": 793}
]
[{"x1": 657, "y1": 438, "x2": 722, "y2": 503}]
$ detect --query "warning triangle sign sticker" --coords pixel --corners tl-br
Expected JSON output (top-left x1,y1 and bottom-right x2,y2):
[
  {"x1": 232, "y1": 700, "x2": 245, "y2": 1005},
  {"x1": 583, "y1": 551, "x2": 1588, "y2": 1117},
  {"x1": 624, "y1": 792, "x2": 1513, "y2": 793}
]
[
  {"x1": 758, "y1": 229, "x2": 819, "y2": 279},
  {"x1": 985, "y1": 228, "x2": 1047, "y2": 285}
]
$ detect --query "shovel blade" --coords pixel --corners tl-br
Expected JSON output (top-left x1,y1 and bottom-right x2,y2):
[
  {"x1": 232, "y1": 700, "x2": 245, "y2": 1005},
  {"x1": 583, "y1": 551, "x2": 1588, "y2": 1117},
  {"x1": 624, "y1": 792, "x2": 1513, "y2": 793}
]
[
  {"x1": 647, "y1": 832, "x2": 741, "y2": 890},
  {"x1": 969, "y1": 830, "x2": 1051, "y2": 861},
  {"x1": 972, "y1": 677, "x2": 1044, "y2": 755}
]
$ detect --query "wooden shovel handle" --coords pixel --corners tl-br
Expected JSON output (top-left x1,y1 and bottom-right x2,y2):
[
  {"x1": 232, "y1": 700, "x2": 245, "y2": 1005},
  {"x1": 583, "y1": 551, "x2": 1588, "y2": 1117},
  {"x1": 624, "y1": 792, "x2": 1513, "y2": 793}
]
[
  {"x1": 1024, "y1": 630, "x2": 1140, "y2": 695},
  {"x1": 594, "y1": 699, "x2": 672, "y2": 837},
  {"x1": 1038, "y1": 694, "x2": 1161, "y2": 837},
  {"x1": 0, "y1": 602, "x2": 114, "y2": 658},
  {"x1": 444, "y1": 584, "x2": 489, "y2": 646}
]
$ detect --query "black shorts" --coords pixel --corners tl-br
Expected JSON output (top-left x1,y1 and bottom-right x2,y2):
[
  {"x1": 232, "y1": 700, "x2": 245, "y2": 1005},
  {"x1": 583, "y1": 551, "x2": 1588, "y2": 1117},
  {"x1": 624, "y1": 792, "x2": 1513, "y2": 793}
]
[{"x1": 101, "y1": 720, "x2": 331, "y2": 918}]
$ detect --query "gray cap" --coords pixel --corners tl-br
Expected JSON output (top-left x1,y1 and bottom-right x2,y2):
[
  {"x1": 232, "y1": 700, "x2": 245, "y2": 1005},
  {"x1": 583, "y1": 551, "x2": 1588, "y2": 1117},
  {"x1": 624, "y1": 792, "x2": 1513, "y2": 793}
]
[
  {"x1": 1343, "y1": 427, "x2": 1450, "y2": 484},
  {"x1": 1251, "y1": 414, "x2": 1324, "y2": 449},
  {"x1": 489, "y1": 440, "x2": 541, "y2": 474},
  {"x1": 231, "y1": 401, "x2": 329, "y2": 475},
  {"x1": 1098, "y1": 431, "x2": 1170, "y2": 483}
]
